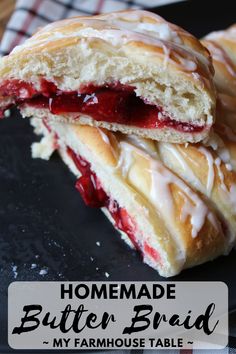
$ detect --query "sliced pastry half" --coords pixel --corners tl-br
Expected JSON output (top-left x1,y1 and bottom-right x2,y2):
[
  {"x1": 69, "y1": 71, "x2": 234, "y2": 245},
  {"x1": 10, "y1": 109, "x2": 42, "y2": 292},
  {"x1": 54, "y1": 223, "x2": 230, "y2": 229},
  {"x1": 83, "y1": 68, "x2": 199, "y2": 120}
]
[
  {"x1": 0, "y1": 10, "x2": 215, "y2": 143},
  {"x1": 30, "y1": 117, "x2": 231, "y2": 277}
]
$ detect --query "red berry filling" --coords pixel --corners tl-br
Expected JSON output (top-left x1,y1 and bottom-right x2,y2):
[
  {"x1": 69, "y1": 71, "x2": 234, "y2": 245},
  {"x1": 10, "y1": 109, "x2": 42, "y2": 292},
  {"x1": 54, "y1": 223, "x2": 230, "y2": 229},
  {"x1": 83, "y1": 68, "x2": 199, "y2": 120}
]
[
  {"x1": 0, "y1": 79, "x2": 204, "y2": 133},
  {"x1": 66, "y1": 146, "x2": 161, "y2": 263},
  {"x1": 0, "y1": 79, "x2": 37, "y2": 98}
]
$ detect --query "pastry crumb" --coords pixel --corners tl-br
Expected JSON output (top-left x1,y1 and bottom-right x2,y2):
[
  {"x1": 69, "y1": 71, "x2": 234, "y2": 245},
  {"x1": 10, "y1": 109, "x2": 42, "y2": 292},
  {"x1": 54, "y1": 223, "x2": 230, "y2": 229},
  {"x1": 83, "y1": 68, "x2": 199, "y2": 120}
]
[
  {"x1": 4, "y1": 109, "x2": 10, "y2": 118},
  {"x1": 12, "y1": 265, "x2": 18, "y2": 279},
  {"x1": 39, "y1": 268, "x2": 48, "y2": 276}
]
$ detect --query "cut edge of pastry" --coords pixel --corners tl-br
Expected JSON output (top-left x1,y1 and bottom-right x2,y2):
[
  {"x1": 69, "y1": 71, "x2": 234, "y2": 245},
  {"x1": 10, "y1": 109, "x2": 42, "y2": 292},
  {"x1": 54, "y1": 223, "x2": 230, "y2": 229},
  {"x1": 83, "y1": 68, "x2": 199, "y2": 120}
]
[{"x1": 0, "y1": 10, "x2": 216, "y2": 143}]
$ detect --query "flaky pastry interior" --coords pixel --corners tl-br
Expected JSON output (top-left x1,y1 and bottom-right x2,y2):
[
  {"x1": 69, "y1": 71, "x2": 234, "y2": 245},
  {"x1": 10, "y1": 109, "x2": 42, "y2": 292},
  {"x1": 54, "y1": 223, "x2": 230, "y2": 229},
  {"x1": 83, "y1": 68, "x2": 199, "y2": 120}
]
[{"x1": 0, "y1": 10, "x2": 216, "y2": 143}]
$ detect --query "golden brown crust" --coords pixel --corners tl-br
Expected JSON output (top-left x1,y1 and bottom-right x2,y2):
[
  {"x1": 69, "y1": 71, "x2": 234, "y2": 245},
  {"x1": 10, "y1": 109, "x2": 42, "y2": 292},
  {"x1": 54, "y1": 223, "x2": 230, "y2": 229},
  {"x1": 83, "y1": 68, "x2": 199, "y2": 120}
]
[
  {"x1": 205, "y1": 24, "x2": 236, "y2": 68},
  {"x1": 44, "y1": 118, "x2": 227, "y2": 274},
  {"x1": 0, "y1": 10, "x2": 213, "y2": 81},
  {"x1": 10, "y1": 10, "x2": 212, "y2": 74},
  {"x1": 125, "y1": 146, "x2": 225, "y2": 266},
  {"x1": 202, "y1": 39, "x2": 236, "y2": 96},
  {"x1": 201, "y1": 28, "x2": 236, "y2": 175},
  {"x1": 174, "y1": 144, "x2": 236, "y2": 192},
  {"x1": 0, "y1": 9, "x2": 216, "y2": 144},
  {"x1": 72, "y1": 125, "x2": 118, "y2": 167},
  {"x1": 215, "y1": 95, "x2": 236, "y2": 138}
]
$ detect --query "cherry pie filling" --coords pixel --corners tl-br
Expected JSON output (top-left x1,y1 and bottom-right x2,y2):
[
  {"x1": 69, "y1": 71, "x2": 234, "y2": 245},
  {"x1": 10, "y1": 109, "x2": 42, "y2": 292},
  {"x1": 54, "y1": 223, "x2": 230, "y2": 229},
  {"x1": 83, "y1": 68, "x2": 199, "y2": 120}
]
[
  {"x1": 0, "y1": 79, "x2": 204, "y2": 133},
  {"x1": 66, "y1": 146, "x2": 162, "y2": 265}
]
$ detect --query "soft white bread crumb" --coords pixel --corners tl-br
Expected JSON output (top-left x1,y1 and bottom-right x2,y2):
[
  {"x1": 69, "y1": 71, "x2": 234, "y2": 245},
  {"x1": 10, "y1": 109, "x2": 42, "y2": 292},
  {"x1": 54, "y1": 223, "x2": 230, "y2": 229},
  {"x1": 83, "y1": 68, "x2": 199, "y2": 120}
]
[
  {"x1": 31, "y1": 134, "x2": 56, "y2": 160},
  {"x1": 0, "y1": 10, "x2": 216, "y2": 143}
]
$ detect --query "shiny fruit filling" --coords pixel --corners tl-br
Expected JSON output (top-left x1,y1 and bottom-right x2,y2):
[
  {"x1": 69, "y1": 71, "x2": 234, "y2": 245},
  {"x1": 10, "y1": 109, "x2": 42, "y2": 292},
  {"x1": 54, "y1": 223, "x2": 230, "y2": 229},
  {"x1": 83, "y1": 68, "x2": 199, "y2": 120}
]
[
  {"x1": 66, "y1": 146, "x2": 161, "y2": 263},
  {"x1": 0, "y1": 79, "x2": 204, "y2": 133}
]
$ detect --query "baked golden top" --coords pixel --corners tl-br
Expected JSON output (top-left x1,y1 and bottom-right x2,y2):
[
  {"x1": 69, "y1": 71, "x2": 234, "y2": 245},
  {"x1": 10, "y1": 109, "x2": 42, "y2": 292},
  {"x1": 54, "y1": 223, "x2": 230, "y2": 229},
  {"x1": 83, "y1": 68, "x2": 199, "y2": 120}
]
[
  {"x1": 7, "y1": 10, "x2": 212, "y2": 74},
  {"x1": 0, "y1": 10, "x2": 215, "y2": 96}
]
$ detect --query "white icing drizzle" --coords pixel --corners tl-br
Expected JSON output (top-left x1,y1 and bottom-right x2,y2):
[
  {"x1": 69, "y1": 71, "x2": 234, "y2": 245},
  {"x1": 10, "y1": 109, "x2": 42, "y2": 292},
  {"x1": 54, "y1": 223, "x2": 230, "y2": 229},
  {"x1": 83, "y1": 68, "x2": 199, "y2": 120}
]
[
  {"x1": 215, "y1": 157, "x2": 227, "y2": 192},
  {"x1": 116, "y1": 141, "x2": 134, "y2": 177},
  {"x1": 10, "y1": 10, "x2": 207, "y2": 74},
  {"x1": 161, "y1": 142, "x2": 236, "y2": 216},
  {"x1": 107, "y1": 10, "x2": 163, "y2": 24},
  {"x1": 149, "y1": 159, "x2": 217, "y2": 238},
  {"x1": 200, "y1": 142, "x2": 236, "y2": 214},
  {"x1": 117, "y1": 141, "x2": 219, "y2": 238},
  {"x1": 162, "y1": 44, "x2": 171, "y2": 69},
  {"x1": 136, "y1": 22, "x2": 181, "y2": 43},
  {"x1": 97, "y1": 128, "x2": 117, "y2": 159},
  {"x1": 174, "y1": 52, "x2": 197, "y2": 71},
  {"x1": 97, "y1": 128, "x2": 110, "y2": 145},
  {"x1": 226, "y1": 164, "x2": 233, "y2": 171},
  {"x1": 205, "y1": 41, "x2": 236, "y2": 78},
  {"x1": 159, "y1": 143, "x2": 203, "y2": 191},
  {"x1": 207, "y1": 212, "x2": 223, "y2": 236},
  {"x1": 200, "y1": 146, "x2": 236, "y2": 213},
  {"x1": 125, "y1": 134, "x2": 159, "y2": 158},
  {"x1": 149, "y1": 161, "x2": 174, "y2": 217},
  {"x1": 198, "y1": 146, "x2": 236, "y2": 207},
  {"x1": 161, "y1": 143, "x2": 221, "y2": 197},
  {"x1": 191, "y1": 72, "x2": 201, "y2": 81},
  {"x1": 13, "y1": 19, "x2": 180, "y2": 50},
  {"x1": 33, "y1": 10, "x2": 182, "y2": 46},
  {"x1": 218, "y1": 145, "x2": 232, "y2": 163},
  {"x1": 215, "y1": 159, "x2": 236, "y2": 213},
  {"x1": 14, "y1": 26, "x2": 196, "y2": 72},
  {"x1": 103, "y1": 10, "x2": 209, "y2": 72},
  {"x1": 205, "y1": 132, "x2": 233, "y2": 169},
  {"x1": 198, "y1": 146, "x2": 215, "y2": 196}
]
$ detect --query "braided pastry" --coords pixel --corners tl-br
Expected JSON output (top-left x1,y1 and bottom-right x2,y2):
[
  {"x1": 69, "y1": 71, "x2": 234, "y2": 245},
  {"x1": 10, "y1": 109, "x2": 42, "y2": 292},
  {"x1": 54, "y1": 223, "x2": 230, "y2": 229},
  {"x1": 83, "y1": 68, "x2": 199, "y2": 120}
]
[{"x1": 0, "y1": 10, "x2": 215, "y2": 143}]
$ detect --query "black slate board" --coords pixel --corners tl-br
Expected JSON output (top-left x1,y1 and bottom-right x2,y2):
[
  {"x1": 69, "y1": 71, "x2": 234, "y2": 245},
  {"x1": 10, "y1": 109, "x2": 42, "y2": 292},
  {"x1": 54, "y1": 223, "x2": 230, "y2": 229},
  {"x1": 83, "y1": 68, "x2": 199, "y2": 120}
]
[{"x1": 1, "y1": 1, "x2": 236, "y2": 352}]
